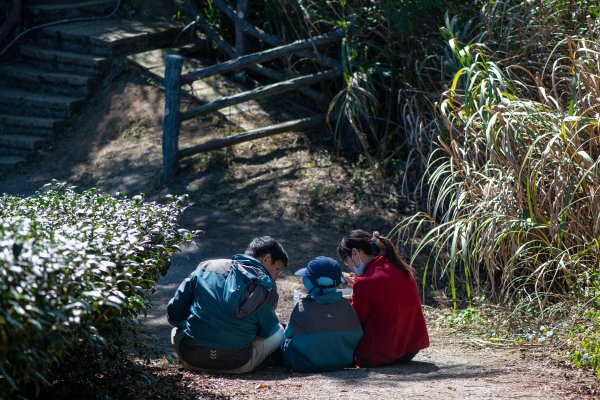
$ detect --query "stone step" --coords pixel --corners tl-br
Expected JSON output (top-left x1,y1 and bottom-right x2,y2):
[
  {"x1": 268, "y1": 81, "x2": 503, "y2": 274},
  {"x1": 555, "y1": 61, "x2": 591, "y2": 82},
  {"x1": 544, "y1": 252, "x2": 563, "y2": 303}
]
[
  {"x1": 35, "y1": 19, "x2": 184, "y2": 57},
  {"x1": 25, "y1": 0, "x2": 109, "y2": 4},
  {"x1": 0, "y1": 114, "x2": 64, "y2": 137},
  {"x1": 0, "y1": 154, "x2": 28, "y2": 169},
  {"x1": 24, "y1": 0, "x2": 117, "y2": 25},
  {"x1": 17, "y1": 44, "x2": 111, "y2": 75},
  {"x1": 0, "y1": 144, "x2": 29, "y2": 156},
  {"x1": 0, "y1": 64, "x2": 95, "y2": 96},
  {"x1": 0, "y1": 88, "x2": 85, "y2": 119},
  {"x1": 25, "y1": 0, "x2": 86, "y2": 4},
  {"x1": 0, "y1": 133, "x2": 50, "y2": 150},
  {"x1": 126, "y1": 43, "x2": 205, "y2": 80}
]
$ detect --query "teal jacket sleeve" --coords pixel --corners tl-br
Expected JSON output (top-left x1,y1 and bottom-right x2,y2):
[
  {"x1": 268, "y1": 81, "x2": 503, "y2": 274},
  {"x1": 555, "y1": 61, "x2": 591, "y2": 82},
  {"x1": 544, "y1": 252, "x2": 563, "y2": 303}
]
[
  {"x1": 167, "y1": 274, "x2": 196, "y2": 327},
  {"x1": 283, "y1": 321, "x2": 293, "y2": 339}
]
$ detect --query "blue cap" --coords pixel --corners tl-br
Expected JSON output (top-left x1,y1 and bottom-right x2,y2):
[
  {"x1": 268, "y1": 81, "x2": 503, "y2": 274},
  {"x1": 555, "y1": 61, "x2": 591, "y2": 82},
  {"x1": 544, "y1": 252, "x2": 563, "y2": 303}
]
[{"x1": 294, "y1": 256, "x2": 344, "y2": 288}]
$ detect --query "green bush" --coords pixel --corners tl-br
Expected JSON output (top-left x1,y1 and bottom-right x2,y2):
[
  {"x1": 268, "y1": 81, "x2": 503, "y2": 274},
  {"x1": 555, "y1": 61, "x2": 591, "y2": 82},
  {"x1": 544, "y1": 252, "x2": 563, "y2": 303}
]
[
  {"x1": 0, "y1": 182, "x2": 195, "y2": 399},
  {"x1": 571, "y1": 308, "x2": 600, "y2": 379},
  {"x1": 570, "y1": 273, "x2": 600, "y2": 379}
]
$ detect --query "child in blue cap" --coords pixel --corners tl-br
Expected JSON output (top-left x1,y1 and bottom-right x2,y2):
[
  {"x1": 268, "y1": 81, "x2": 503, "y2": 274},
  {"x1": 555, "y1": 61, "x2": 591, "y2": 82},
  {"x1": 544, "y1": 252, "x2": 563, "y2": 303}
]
[{"x1": 281, "y1": 256, "x2": 363, "y2": 372}]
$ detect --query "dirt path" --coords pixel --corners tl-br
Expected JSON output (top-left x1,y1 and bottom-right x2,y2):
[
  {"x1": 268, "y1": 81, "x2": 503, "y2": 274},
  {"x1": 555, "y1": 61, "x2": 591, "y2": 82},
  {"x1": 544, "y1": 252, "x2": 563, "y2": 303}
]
[{"x1": 1, "y1": 64, "x2": 598, "y2": 399}]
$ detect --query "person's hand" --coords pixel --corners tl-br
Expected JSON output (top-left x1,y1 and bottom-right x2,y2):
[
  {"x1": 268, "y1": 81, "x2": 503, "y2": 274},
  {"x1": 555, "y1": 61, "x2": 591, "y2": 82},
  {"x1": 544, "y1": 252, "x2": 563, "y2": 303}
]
[{"x1": 342, "y1": 271, "x2": 356, "y2": 288}]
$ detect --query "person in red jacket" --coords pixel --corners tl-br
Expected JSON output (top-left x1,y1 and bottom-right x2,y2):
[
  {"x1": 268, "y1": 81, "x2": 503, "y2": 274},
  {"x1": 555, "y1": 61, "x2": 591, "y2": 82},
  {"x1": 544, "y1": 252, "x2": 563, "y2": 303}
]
[{"x1": 337, "y1": 229, "x2": 429, "y2": 367}]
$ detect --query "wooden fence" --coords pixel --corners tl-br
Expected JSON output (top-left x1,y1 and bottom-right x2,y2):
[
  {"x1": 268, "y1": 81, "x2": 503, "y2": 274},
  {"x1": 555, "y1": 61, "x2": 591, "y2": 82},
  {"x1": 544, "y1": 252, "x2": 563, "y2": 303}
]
[{"x1": 162, "y1": 0, "x2": 344, "y2": 181}]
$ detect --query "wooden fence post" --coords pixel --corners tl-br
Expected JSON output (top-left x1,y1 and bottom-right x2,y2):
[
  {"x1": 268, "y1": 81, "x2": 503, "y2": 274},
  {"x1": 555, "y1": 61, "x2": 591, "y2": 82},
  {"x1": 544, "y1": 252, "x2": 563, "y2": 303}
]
[
  {"x1": 234, "y1": 0, "x2": 248, "y2": 81},
  {"x1": 235, "y1": 0, "x2": 248, "y2": 57},
  {"x1": 162, "y1": 54, "x2": 183, "y2": 182}
]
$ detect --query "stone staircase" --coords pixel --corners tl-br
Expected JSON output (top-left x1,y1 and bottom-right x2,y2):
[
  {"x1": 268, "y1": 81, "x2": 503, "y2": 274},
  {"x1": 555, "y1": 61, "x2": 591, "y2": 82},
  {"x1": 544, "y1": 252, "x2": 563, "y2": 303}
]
[
  {"x1": 24, "y1": 0, "x2": 119, "y2": 25},
  {"x1": 0, "y1": 0, "x2": 184, "y2": 168}
]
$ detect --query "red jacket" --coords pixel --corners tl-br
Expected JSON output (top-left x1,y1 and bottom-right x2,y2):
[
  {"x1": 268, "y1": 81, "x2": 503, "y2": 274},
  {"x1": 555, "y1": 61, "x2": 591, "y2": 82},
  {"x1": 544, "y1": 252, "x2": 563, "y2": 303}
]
[{"x1": 350, "y1": 255, "x2": 429, "y2": 367}]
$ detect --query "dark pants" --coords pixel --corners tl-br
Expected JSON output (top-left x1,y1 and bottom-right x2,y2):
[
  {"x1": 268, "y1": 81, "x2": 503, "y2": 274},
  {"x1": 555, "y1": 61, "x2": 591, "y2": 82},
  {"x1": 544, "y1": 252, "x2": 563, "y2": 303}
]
[{"x1": 394, "y1": 351, "x2": 418, "y2": 364}]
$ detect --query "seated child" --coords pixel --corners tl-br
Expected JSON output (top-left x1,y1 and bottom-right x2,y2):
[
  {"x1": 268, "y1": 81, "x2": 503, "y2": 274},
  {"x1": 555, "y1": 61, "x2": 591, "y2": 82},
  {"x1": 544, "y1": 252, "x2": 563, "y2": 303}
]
[{"x1": 281, "y1": 256, "x2": 362, "y2": 372}]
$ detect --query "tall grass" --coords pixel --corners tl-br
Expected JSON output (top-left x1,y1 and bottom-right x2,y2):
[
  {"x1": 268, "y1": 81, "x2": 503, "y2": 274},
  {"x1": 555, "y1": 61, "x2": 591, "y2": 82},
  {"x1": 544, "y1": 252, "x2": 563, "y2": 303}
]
[{"x1": 393, "y1": 28, "x2": 600, "y2": 309}]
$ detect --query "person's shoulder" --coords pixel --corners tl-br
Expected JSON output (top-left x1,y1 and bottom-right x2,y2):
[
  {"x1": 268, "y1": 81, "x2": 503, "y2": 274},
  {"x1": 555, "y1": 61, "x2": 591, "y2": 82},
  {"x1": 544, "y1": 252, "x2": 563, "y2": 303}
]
[
  {"x1": 198, "y1": 258, "x2": 231, "y2": 267},
  {"x1": 195, "y1": 258, "x2": 232, "y2": 275}
]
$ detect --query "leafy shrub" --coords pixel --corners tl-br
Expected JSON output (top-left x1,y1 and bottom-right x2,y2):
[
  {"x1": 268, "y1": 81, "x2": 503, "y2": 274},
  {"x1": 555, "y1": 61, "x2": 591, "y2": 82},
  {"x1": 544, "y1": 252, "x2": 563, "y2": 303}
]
[
  {"x1": 437, "y1": 306, "x2": 486, "y2": 329},
  {"x1": 571, "y1": 308, "x2": 600, "y2": 379},
  {"x1": 0, "y1": 182, "x2": 195, "y2": 399},
  {"x1": 570, "y1": 273, "x2": 600, "y2": 379}
]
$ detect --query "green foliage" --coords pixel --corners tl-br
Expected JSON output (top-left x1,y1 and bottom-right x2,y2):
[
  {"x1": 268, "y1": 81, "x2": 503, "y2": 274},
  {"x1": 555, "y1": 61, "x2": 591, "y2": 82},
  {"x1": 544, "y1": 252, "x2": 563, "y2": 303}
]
[
  {"x1": 570, "y1": 272, "x2": 600, "y2": 379},
  {"x1": 571, "y1": 308, "x2": 600, "y2": 379},
  {"x1": 437, "y1": 306, "x2": 486, "y2": 328},
  {"x1": 194, "y1": 148, "x2": 233, "y2": 171},
  {"x1": 0, "y1": 182, "x2": 195, "y2": 398},
  {"x1": 202, "y1": 0, "x2": 219, "y2": 25},
  {"x1": 350, "y1": 155, "x2": 378, "y2": 184}
]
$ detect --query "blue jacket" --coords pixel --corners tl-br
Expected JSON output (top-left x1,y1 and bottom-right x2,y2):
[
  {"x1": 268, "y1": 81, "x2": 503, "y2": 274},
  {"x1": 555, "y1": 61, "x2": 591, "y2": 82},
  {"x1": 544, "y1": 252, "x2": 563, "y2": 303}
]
[
  {"x1": 167, "y1": 254, "x2": 280, "y2": 370},
  {"x1": 281, "y1": 290, "x2": 362, "y2": 372}
]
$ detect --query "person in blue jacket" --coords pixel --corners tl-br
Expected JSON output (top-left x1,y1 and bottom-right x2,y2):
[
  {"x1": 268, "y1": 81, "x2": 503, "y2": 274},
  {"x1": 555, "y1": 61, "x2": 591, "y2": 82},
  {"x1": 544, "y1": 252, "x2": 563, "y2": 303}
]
[
  {"x1": 281, "y1": 256, "x2": 363, "y2": 372},
  {"x1": 168, "y1": 236, "x2": 289, "y2": 373}
]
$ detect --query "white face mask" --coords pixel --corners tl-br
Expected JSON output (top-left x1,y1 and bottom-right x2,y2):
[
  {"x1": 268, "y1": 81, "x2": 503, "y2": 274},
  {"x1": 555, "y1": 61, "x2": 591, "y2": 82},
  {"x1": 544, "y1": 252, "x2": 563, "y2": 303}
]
[{"x1": 351, "y1": 252, "x2": 366, "y2": 276}]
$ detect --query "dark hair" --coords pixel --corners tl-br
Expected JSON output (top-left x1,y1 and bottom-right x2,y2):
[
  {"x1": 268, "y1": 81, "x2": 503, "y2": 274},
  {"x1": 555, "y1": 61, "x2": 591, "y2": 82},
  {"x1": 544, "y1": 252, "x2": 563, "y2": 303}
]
[
  {"x1": 245, "y1": 236, "x2": 289, "y2": 267},
  {"x1": 337, "y1": 229, "x2": 414, "y2": 277}
]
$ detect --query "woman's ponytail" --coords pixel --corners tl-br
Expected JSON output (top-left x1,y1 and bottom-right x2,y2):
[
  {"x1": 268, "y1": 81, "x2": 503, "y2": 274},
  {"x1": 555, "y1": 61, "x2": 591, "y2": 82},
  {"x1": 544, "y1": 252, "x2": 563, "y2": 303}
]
[{"x1": 373, "y1": 234, "x2": 414, "y2": 277}]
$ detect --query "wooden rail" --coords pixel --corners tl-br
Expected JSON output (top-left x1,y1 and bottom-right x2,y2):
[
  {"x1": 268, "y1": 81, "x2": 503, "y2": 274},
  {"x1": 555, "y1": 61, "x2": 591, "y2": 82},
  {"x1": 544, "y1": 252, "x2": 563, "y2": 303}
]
[
  {"x1": 162, "y1": 1, "x2": 344, "y2": 182},
  {"x1": 209, "y1": 0, "x2": 341, "y2": 71},
  {"x1": 186, "y1": 0, "x2": 326, "y2": 103},
  {"x1": 178, "y1": 116, "x2": 325, "y2": 157},
  {"x1": 182, "y1": 29, "x2": 344, "y2": 83},
  {"x1": 180, "y1": 68, "x2": 340, "y2": 121}
]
